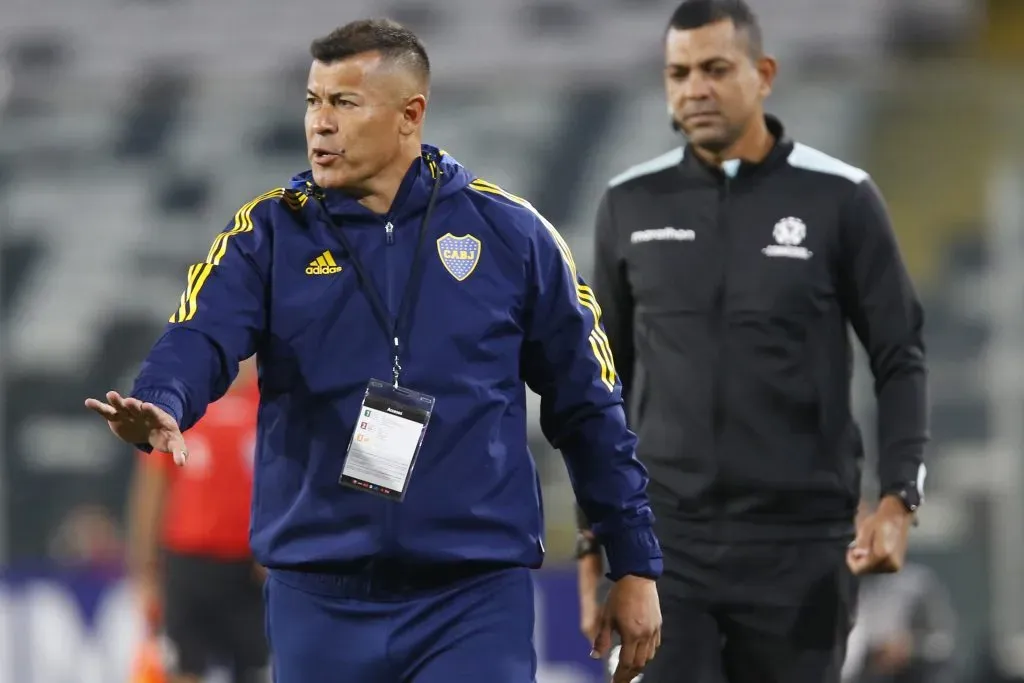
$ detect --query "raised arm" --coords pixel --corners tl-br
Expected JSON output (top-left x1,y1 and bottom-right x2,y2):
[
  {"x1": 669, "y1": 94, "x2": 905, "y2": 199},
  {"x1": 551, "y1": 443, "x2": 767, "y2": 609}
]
[{"x1": 86, "y1": 191, "x2": 279, "y2": 456}]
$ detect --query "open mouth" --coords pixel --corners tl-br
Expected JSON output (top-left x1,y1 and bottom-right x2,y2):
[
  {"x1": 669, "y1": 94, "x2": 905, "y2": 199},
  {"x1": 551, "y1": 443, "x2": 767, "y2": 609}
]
[{"x1": 311, "y1": 148, "x2": 339, "y2": 164}]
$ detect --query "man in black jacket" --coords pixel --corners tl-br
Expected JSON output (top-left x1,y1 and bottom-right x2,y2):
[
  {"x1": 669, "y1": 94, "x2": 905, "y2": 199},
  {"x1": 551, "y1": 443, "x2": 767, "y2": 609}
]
[{"x1": 578, "y1": 1, "x2": 928, "y2": 682}]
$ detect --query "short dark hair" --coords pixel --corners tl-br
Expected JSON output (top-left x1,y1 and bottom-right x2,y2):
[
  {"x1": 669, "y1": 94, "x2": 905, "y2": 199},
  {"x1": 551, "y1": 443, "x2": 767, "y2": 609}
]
[
  {"x1": 310, "y1": 18, "x2": 431, "y2": 86},
  {"x1": 667, "y1": 0, "x2": 763, "y2": 57}
]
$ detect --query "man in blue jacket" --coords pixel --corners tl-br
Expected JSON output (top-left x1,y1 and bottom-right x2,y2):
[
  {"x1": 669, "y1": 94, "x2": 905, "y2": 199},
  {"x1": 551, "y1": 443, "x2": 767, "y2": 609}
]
[{"x1": 86, "y1": 18, "x2": 662, "y2": 683}]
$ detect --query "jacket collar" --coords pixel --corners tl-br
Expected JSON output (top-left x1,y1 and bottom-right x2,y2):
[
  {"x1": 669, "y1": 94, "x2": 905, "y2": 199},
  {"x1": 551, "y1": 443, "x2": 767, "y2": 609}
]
[{"x1": 681, "y1": 114, "x2": 793, "y2": 182}]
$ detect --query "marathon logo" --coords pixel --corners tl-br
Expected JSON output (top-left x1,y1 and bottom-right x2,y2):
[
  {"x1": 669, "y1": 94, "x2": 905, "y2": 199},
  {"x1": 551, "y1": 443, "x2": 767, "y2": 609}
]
[{"x1": 630, "y1": 227, "x2": 696, "y2": 244}]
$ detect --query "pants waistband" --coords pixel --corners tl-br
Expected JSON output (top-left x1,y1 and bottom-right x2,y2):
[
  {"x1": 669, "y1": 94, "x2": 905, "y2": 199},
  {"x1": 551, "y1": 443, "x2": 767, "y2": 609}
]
[{"x1": 268, "y1": 560, "x2": 516, "y2": 601}]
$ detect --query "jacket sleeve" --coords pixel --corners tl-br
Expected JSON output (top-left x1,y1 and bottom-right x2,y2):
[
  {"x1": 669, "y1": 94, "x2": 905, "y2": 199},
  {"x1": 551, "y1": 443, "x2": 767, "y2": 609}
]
[
  {"x1": 576, "y1": 189, "x2": 634, "y2": 535},
  {"x1": 130, "y1": 194, "x2": 275, "y2": 435},
  {"x1": 838, "y1": 178, "x2": 929, "y2": 496},
  {"x1": 520, "y1": 207, "x2": 662, "y2": 581}
]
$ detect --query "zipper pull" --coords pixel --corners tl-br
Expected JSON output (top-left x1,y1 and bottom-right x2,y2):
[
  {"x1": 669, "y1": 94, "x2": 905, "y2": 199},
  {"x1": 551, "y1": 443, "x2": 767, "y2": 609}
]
[{"x1": 385, "y1": 222, "x2": 394, "y2": 245}]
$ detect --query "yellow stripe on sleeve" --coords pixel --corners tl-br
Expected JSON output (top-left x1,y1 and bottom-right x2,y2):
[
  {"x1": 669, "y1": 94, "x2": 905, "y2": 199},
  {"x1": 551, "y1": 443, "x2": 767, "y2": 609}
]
[
  {"x1": 184, "y1": 264, "x2": 215, "y2": 322},
  {"x1": 469, "y1": 179, "x2": 617, "y2": 391},
  {"x1": 169, "y1": 188, "x2": 285, "y2": 323},
  {"x1": 171, "y1": 263, "x2": 202, "y2": 323}
]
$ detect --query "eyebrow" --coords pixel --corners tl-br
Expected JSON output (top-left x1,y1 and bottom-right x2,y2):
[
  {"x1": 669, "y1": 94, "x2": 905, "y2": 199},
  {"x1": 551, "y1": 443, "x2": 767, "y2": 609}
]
[
  {"x1": 306, "y1": 89, "x2": 362, "y2": 98},
  {"x1": 666, "y1": 57, "x2": 734, "y2": 69}
]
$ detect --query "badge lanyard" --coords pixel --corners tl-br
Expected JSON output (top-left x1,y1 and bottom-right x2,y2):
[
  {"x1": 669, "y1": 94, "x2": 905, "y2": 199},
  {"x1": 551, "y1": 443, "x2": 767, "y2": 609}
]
[{"x1": 317, "y1": 168, "x2": 443, "y2": 388}]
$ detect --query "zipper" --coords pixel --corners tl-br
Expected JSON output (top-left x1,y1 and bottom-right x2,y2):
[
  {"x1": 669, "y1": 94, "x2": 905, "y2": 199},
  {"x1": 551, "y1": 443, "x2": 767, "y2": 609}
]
[
  {"x1": 382, "y1": 218, "x2": 396, "y2": 549},
  {"x1": 710, "y1": 175, "x2": 730, "y2": 439},
  {"x1": 382, "y1": 219, "x2": 398, "y2": 320},
  {"x1": 380, "y1": 218, "x2": 403, "y2": 548},
  {"x1": 378, "y1": 158, "x2": 442, "y2": 555},
  {"x1": 709, "y1": 173, "x2": 731, "y2": 526}
]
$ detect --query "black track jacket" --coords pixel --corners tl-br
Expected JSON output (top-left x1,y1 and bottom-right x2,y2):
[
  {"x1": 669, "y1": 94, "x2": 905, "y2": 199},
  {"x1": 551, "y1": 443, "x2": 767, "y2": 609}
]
[{"x1": 578, "y1": 116, "x2": 928, "y2": 544}]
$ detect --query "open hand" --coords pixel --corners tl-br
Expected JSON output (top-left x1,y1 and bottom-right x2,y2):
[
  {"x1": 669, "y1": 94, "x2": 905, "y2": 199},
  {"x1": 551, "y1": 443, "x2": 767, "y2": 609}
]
[
  {"x1": 592, "y1": 575, "x2": 662, "y2": 683},
  {"x1": 84, "y1": 391, "x2": 188, "y2": 465}
]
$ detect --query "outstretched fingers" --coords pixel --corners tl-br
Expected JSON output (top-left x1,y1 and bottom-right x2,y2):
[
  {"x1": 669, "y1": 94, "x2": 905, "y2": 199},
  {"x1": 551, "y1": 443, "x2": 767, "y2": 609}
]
[
  {"x1": 140, "y1": 402, "x2": 171, "y2": 427},
  {"x1": 139, "y1": 403, "x2": 187, "y2": 466},
  {"x1": 169, "y1": 438, "x2": 189, "y2": 467},
  {"x1": 113, "y1": 393, "x2": 145, "y2": 415},
  {"x1": 84, "y1": 398, "x2": 118, "y2": 419}
]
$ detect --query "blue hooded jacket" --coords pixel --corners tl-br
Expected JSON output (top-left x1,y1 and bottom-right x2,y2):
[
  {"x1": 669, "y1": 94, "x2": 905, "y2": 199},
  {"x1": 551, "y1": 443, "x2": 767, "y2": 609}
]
[{"x1": 131, "y1": 145, "x2": 662, "y2": 580}]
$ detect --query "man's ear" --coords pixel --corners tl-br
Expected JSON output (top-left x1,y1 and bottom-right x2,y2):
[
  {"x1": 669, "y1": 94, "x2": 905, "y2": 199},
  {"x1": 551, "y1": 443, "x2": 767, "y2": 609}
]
[
  {"x1": 401, "y1": 94, "x2": 427, "y2": 135},
  {"x1": 756, "y1": 55, "x2": 778, "y2": 100}
]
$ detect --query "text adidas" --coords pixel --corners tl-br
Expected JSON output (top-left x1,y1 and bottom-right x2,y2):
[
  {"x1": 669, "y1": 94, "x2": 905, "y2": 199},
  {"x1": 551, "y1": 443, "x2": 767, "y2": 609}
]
[{"x1": 306, "y1": 265, "x2": 342, "y2": 275}]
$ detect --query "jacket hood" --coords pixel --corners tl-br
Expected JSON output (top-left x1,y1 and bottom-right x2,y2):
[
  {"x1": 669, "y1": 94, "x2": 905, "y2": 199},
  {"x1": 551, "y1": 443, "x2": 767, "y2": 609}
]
[{"x1": 289, "y1": 144, "x2": 471, "y2": 222}]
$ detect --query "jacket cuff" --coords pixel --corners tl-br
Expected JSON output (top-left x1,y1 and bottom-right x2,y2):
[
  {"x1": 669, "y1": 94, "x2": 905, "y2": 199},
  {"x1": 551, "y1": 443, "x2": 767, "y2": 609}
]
[
  {"x1": 129, "y1": 389, "x2": 184, "y2": 454},
  {"x1": 879, "y1": 459, "x2": 926, "y2": 497},
  {"x1": 131, "y1": 388, "x2": 185, "y2": 432},
  {"x1": 600, "y1": 525, "x2": 663, "y2": 581}
]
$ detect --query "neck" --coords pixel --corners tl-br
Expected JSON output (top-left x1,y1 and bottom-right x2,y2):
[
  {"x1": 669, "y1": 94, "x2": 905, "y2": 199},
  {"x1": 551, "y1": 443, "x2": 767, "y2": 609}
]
[
  {"x1": 356, "y1": 139, "x2": 423, "y2": 215},
  {"x1": 694, "y1": 114, "x2": 774, "y2": 168}
]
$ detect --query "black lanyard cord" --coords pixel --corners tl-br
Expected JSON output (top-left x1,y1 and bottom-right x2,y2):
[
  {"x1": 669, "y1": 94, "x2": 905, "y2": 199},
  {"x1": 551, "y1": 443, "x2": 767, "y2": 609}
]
[{"x1": 317, "y1": 168, "x2": 443, "y2": 387}]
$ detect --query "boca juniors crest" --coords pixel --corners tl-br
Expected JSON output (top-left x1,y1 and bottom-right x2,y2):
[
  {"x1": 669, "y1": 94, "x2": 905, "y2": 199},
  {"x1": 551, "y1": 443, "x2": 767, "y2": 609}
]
[{"x1": 436, "y1": 233, "x2": 481, "y2": 281}]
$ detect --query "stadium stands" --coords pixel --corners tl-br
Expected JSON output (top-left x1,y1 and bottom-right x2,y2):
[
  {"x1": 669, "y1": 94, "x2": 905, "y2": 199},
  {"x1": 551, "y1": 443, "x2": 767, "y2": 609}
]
[{"x1": 0, "y1": 0, "x2": 894, "y2": 82}]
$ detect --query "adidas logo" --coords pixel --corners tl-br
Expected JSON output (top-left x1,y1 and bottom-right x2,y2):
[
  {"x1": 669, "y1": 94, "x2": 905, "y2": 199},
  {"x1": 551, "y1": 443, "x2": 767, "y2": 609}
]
[{"x1": 306, "y1": 250, "x2": 342, "y2": 275}]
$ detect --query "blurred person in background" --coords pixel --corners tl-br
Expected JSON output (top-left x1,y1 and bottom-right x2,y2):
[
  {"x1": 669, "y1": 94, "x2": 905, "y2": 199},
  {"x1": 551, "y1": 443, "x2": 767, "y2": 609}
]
[
  {"x1": 841, "y1": 563, "x2": 956, "y2": 683},
  {"x1": 47, "y1": 503, "x2": 125, "y2": 574},
  {"x1": 126, "y1": 356, "x2": 268, "y2": 683},
  {"x1": 576, "y1": 1, "x2": 928, "y2": 682},
  {"x1": 87, "y1": 17, "x2": 663, "y2": 683}
]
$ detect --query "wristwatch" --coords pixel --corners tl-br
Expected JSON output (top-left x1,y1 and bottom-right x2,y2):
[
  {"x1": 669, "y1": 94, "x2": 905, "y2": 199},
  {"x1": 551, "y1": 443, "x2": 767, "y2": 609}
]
[
  {"x1": 574, "y1": 531, "x2": 602, "y2": 559},
  {"x1": 883, "y1": 482, "x2": 923, "y2": 524}
]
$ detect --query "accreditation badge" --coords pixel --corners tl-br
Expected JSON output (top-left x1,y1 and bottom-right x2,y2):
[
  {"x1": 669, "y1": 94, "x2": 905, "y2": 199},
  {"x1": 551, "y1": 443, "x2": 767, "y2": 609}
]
[{"x1": 339, "y1": 379, "x2": 435, "y2": 501}]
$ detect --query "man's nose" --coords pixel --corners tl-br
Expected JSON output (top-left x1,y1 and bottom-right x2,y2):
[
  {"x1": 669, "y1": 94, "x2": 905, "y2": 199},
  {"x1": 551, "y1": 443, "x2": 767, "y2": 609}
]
[
  {"x1": 681, "y1": 73, "x2": 713, "y2": 100},
  {"x1": 310, "y1": 114, "x2": 336, "y2": 136}
]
